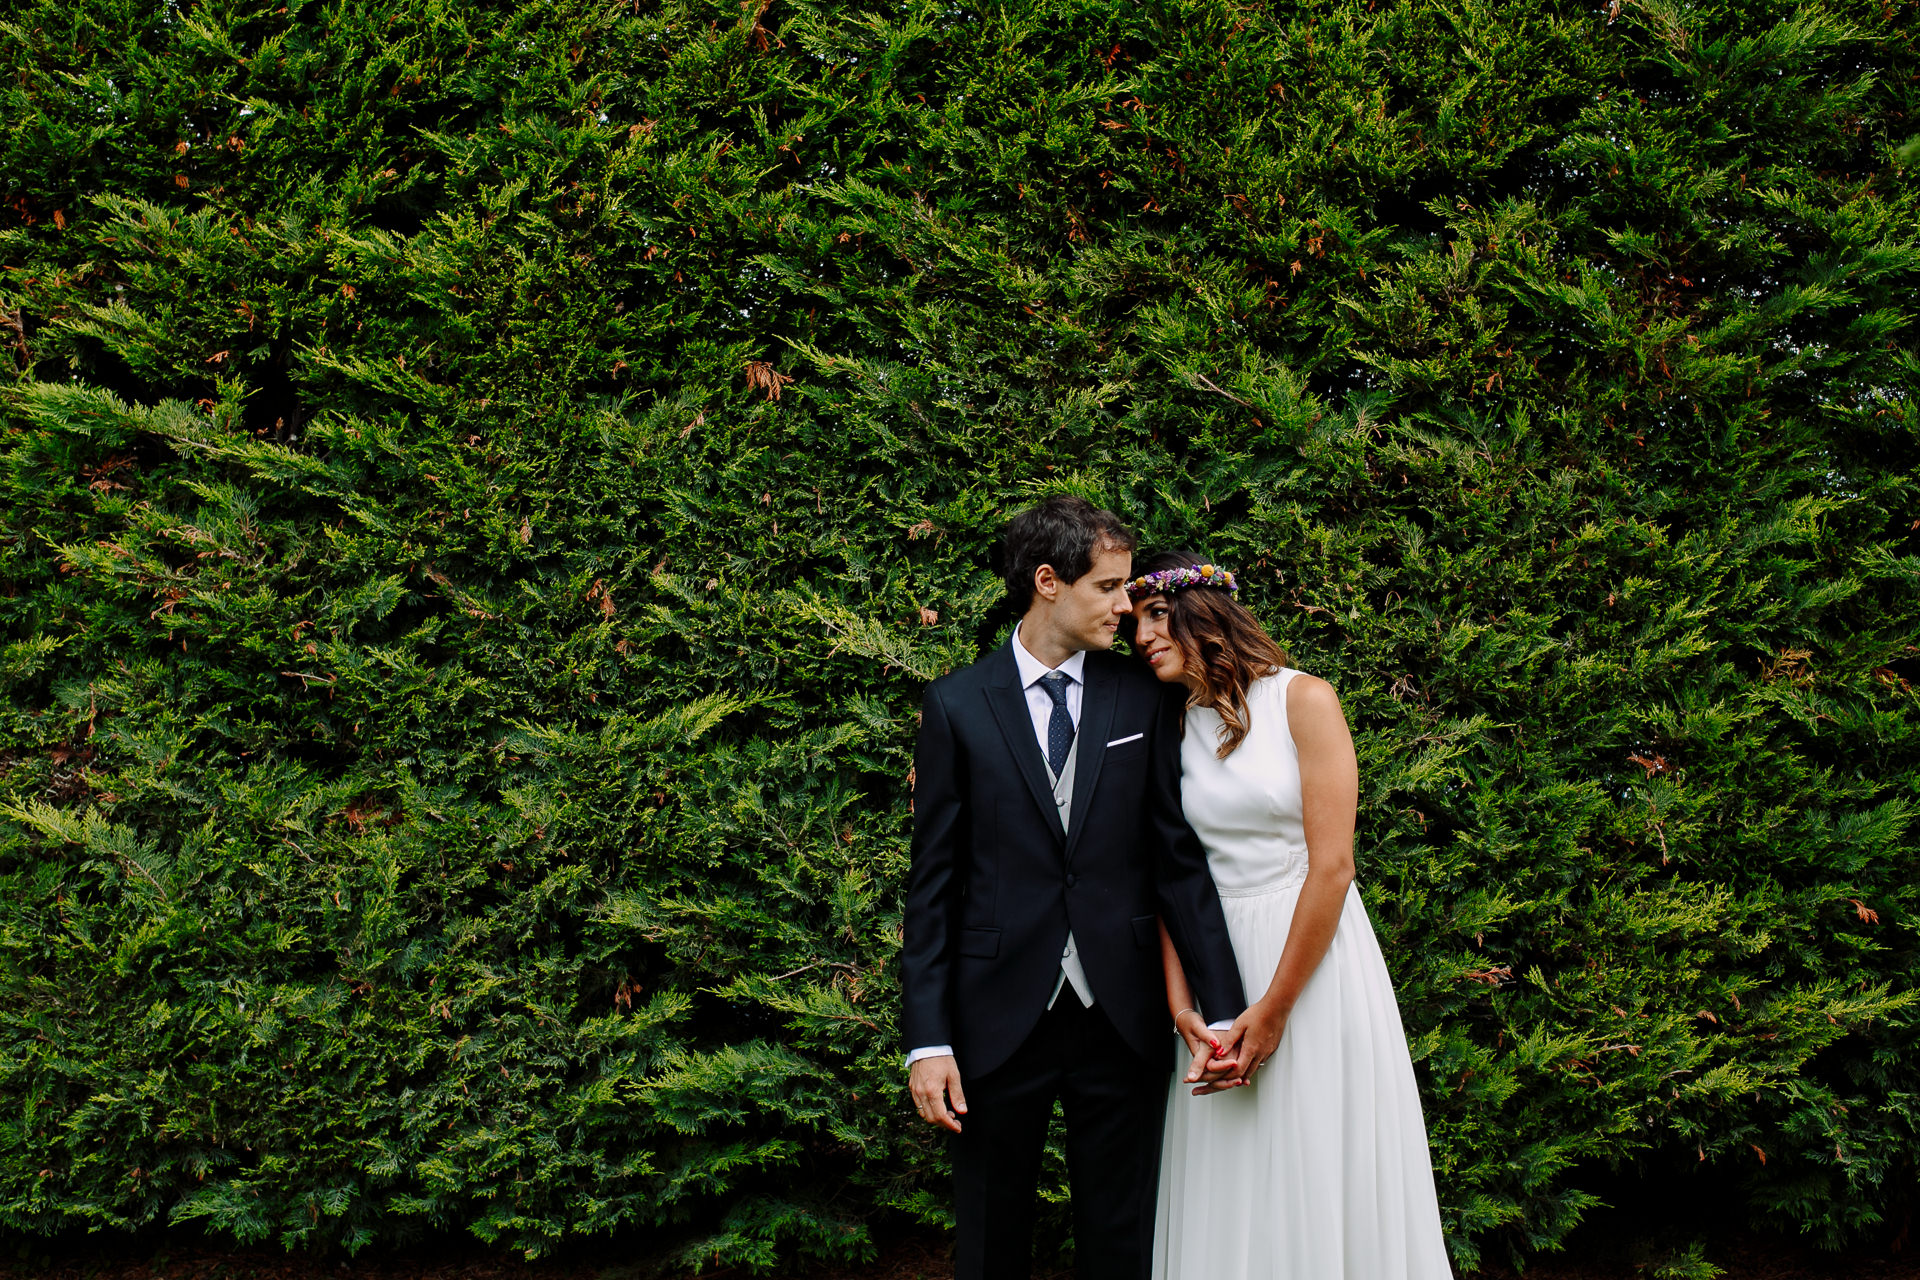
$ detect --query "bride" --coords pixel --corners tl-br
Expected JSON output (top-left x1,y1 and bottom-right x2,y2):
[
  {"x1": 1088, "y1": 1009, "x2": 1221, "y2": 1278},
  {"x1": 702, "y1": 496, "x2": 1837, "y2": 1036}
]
[{"x1": 1127, "y1": 551, "x2": 1454, "y2": 1280}]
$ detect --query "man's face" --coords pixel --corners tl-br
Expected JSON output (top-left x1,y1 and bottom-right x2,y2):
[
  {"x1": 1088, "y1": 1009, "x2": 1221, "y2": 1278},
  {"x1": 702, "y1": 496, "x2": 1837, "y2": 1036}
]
[{"x1": 1042, "y1": 545, "x2": 1134, "y2": 652}]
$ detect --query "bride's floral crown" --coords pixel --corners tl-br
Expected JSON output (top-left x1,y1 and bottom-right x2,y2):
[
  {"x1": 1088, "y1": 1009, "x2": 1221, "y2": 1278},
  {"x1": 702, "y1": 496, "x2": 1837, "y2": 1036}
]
[{"x1": 1126, "y1": 563, "x2": 1239, "y2": 598}]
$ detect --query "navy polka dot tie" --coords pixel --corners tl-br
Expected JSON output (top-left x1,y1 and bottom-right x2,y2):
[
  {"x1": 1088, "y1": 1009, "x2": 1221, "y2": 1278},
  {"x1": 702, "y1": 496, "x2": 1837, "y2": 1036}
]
[{"x1": 1038, "y1": 671, "x2": 1075, "y2": 777}]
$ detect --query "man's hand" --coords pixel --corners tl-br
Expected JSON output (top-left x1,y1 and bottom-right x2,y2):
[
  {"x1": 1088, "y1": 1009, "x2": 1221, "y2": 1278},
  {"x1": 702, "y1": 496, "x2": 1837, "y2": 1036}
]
[{"x1": 909, "y1": 1054, "x2": 967, "y2": 1132}]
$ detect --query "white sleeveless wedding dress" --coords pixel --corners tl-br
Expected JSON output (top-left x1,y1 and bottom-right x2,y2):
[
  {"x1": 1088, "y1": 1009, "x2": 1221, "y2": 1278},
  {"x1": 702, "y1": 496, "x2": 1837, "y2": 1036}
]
[{"x1": 1152, "y1": 669, "x2": 1453, "y2": 1279}]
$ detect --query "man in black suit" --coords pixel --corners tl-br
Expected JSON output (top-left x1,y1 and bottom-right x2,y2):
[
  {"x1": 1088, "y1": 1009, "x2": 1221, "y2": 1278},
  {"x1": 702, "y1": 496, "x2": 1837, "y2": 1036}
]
[{"x1": 902, "y1": 496, "x2": 1247, "y2": 1280}]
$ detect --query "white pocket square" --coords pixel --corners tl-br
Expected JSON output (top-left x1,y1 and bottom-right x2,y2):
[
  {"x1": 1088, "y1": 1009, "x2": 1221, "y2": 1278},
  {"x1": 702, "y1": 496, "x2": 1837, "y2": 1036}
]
[{"x1": 1106, "y1": 732, "x2": 1144, "y2": 748}]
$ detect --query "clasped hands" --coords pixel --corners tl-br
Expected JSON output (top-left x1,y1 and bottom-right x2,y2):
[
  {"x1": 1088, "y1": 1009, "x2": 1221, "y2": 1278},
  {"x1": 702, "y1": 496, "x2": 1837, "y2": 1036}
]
[{"x1": 1176, "y1": 1000, "x2": 1286, "y2": 1096}]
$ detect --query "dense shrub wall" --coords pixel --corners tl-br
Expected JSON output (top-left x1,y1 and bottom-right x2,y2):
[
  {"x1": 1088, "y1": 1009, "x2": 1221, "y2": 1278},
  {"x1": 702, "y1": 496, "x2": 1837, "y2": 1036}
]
[{"x1": 3, "y1": 0, "x2": 1918, "y2": 1268}]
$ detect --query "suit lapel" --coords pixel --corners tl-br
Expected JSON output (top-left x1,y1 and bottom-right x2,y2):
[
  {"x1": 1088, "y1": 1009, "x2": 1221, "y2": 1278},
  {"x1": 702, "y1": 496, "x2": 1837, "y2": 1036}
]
[
  {"x1": 1064, "y1": 657, "x2": 1118, "y2": 863},
  {"x1": 983, "y1": 644, "x2": 1066, "y2": 845}
]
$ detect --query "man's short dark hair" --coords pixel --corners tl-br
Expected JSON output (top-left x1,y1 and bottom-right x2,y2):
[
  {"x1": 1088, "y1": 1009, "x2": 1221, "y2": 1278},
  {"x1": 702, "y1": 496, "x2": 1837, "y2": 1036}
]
[{"x1": 1000, "y1": 496, "x2": 1138, "y2": 614}]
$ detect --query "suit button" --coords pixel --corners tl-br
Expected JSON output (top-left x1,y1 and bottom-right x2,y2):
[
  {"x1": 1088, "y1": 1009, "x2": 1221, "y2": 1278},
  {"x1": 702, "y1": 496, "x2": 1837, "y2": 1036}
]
[
  {"x1": 1055, "y1": 796, "x2": 1066, "y2": 807},
  {"x1": 1066, "y1": 874, "x2": 1077, "y2": 888}
]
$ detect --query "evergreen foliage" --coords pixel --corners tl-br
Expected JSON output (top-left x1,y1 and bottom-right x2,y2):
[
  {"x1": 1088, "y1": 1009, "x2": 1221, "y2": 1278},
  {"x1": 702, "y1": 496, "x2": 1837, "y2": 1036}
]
[{"x1": 2, "y1": 0, "x2": 1918, "y2": 1268}]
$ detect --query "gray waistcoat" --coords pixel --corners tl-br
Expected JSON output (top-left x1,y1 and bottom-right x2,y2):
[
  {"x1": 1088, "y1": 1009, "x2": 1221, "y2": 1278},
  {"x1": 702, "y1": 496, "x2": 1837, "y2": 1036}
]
[{"x1": 1048, "y1": 733, "x2": 1093, "y2": 1007}]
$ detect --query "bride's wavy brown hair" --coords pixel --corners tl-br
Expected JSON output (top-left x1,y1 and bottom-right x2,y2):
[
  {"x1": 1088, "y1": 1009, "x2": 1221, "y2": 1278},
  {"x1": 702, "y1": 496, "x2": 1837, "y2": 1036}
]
[{"x1": 1130, "y1": 550, "x2": 1290, "y2": 758}]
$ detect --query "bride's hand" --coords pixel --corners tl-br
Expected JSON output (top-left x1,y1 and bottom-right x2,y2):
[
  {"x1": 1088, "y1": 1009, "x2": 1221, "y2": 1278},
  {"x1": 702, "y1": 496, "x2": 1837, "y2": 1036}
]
[
  {"x1": 1173, "y1": 1009, "x2": 1237, "y2": 1087},
  {"x1": 1193, "y1": 1000, "x2": 1286, "y2": 1095}
]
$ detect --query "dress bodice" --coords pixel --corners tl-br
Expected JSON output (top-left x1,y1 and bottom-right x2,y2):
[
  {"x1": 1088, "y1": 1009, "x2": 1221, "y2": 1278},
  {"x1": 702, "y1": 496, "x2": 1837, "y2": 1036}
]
[{"x1": 1179, "y1": 669, "x2": 1307, "y2": 893}]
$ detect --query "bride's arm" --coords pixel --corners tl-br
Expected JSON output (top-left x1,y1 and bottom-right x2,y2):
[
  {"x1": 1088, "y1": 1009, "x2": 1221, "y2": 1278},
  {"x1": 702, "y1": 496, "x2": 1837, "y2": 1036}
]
[
  {"x1": 1160, "y1": 919, "x2": 1237, "y2": 1086},
  {"x1": 1199, "y1": 674, "x2": 1358, "y2": 1092}
]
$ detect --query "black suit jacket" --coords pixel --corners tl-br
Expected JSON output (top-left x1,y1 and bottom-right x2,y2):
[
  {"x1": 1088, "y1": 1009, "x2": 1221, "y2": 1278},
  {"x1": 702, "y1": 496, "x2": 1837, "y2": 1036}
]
[{"x1": 901, "y1": 639, "x2": 1248, "y2": 1077}]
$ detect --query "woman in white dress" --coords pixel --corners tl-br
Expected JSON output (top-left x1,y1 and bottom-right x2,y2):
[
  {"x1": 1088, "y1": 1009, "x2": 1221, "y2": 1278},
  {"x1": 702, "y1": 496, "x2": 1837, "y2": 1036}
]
[{"x1": 1125, "y1": 552, "x2": 1453, "y2": 1280}]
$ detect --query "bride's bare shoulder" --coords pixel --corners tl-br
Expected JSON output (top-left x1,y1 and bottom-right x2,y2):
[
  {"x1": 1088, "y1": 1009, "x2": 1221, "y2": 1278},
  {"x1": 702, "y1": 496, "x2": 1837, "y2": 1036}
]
[{"x1": 1281, "y1": 671, "x2": 1347, "y2": 728}]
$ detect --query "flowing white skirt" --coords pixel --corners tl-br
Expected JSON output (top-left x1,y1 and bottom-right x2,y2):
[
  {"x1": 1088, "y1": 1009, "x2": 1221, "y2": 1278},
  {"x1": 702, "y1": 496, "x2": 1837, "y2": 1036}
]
[{"x1": 1152, "y1": 879, "x2": 1453, "y2": 1279}]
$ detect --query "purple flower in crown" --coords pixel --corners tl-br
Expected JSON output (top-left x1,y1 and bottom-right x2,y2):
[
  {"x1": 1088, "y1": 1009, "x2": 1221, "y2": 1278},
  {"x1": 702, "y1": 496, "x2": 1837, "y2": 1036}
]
[{"x1": 1125, "y1": 562, "x2": 1240, "y2": 598}]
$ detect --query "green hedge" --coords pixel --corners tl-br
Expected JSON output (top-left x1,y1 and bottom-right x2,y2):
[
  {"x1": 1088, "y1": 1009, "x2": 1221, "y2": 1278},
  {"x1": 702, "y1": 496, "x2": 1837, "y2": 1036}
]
[{"x1": 2, "y1": 0, "x2": 1918, "y2": 1268}]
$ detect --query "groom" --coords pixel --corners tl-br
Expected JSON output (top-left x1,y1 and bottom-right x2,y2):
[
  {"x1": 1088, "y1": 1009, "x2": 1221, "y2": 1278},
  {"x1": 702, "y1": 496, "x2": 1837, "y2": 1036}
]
[{"x1": 902, "y1": 496, "x2": 1247, "y2": 1280}]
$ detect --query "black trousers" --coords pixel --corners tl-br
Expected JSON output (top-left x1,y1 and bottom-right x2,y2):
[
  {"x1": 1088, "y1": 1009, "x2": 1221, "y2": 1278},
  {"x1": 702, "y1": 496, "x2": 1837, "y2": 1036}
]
[{"x1": 952, "y1": 997, "x2": 1172, "y2": 1280}]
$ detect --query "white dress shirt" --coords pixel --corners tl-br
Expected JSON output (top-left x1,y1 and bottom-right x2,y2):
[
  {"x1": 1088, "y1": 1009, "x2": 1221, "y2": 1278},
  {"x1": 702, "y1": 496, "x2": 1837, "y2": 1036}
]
[{"x1": 1011, "y1": 625, "x2": 1086, "y2": 753}]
